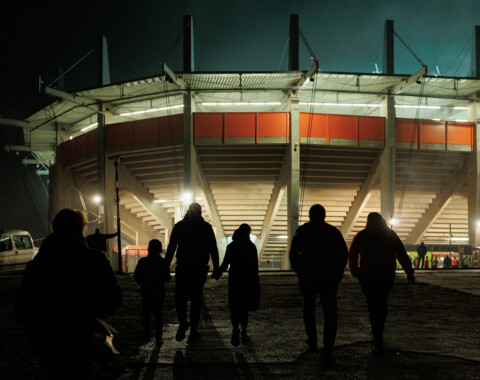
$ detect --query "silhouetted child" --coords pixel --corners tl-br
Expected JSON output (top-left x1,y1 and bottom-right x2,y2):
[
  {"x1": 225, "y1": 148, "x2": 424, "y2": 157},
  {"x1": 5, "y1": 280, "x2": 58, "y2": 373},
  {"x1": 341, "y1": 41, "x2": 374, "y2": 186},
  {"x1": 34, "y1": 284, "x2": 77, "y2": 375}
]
[{"x1": 134, "y1": 239, "x2": 170, "y2": 344}]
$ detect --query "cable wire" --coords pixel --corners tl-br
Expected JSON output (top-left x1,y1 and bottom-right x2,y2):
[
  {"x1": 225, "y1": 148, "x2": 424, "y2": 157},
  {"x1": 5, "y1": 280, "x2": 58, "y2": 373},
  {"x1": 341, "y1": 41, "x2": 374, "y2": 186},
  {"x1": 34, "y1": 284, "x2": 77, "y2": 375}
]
[{"x1": 394, "y1": 31, "x2": 426, "y2": 67}]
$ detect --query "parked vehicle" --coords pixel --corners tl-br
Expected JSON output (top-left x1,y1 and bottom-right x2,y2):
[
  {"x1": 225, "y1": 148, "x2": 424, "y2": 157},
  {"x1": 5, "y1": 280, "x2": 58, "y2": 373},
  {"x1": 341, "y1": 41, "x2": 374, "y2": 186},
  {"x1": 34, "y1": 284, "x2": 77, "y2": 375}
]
[{"x1": 0, "y1": 229, "x2": 37, "y2": 270}]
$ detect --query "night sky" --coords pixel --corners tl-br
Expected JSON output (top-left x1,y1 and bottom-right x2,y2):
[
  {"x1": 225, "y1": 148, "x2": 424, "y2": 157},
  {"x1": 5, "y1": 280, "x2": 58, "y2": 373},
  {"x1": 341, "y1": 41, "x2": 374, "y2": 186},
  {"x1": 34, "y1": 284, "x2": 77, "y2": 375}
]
[{"x1": 1, "y1": 0, "x2": 480, "y2": 241}]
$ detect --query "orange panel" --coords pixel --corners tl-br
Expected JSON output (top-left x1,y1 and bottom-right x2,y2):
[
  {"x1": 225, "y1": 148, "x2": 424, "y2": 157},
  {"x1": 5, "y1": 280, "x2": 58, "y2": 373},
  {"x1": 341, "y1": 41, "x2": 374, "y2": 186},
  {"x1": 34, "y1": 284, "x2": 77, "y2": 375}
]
[
  {"x1": 74, "y1": 134, "x2": 88, "y2": 159},
  {"x1": 87, "y1": 130, "x2": 97, "y2": 155},
  {"x1": 108, "y1": 122, "x2": 133, "y2": 151},
  {"x1": 359, "y1": 116, "x2": 384, "y2": 142},
  {"x1": 396, "y1": 118, "x2": 418, "y2": 143},
  {"x1": 225, "y1": 113, "x2": 256, "y2": 137},
  {"x1": 158, "y1": 114, "x2": 183, "y2": 141},
  {"x1": 257, "y1": 112, "x2": 289, "y2": 137},
  {"x1": 420, "y1": 121, "x2": 445, "y2": 144},
  {"x1": 329, "y1": 115, "x2": 357, "y2": 140},
  {"x1": 194, "y1": 113, "x2": 223, "y2": 137},
  {"x1": 300, "y1": 113, "x2": 328, "y2": 139},
  {"x1": 447, "y1": 122, "x2": 473, "y2": 146},
  {"x1": 133, "y1": 118, "x2": 158, "y2": 146}
]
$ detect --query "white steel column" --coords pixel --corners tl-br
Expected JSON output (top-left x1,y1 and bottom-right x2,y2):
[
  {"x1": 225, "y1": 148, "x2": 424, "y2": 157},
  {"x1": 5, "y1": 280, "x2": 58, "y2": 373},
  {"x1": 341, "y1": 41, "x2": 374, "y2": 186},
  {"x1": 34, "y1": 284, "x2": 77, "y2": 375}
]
[
  {"x1": 286, "y1": 94, "x2": 300, "y2": 270},
  {"x1": 380, "y1": 94, "x2": 396, "y2": 222},
  {"x1": 97, "y1": 107, "x2": 116, "y2": 263},
  {"x1": 468, "y1": 99, "x2": 480, "y2": 247},
  {"x1": 183, "y1": 91, "x2": 196, "y2": 206}
]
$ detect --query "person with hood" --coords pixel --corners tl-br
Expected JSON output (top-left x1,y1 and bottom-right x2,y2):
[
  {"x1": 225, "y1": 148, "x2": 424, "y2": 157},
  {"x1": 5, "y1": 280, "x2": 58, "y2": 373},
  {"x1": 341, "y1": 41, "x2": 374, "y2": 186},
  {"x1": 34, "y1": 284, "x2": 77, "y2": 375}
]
[
  {"x1": 134, "y1": 239, "x2": 171, "y2": 344},
  {"x1": 348, "y1": 212, "x2": 414, "y2": 354},
  {"x1": 165, "y1": 202, "x2": 220, "y2": 343},
  {"x1": 215, "y1": 224, "x2": 260, "y2": 346},
  {"x1": 16, "y1": 208, "x2": 122, "y2": 378},
  {"x1": 289, "y1": 204, "x2": 348, "y2": 355}
]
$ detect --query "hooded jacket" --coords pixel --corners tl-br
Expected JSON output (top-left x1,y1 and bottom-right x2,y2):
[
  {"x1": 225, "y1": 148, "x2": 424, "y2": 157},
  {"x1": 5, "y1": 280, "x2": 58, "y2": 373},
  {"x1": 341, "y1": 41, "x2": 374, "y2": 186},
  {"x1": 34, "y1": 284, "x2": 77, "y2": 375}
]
[{"x1": 348, "y1": 219, "x2": 414, "y2": 277}]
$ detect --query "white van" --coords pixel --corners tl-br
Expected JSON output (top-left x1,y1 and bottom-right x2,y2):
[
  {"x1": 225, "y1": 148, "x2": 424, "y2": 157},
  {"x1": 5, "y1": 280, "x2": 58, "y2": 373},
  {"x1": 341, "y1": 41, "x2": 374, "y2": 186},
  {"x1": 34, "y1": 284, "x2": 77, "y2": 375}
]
[{"x1": 0, "y1": 230, "x2": 37, "y2": 270}]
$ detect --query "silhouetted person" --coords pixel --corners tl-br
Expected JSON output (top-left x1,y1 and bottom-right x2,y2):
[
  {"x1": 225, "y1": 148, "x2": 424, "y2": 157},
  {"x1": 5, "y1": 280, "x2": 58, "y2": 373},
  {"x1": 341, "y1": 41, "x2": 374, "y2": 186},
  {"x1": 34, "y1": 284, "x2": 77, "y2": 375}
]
[
  {"x1": 417, "y1": 242, "x2": 427, "y2": 269},
  {"x1": 289, "y1": 204, "x2": 348, "y2": 356},
  {"x1": 165, "y1": 203, "x2": 220, "y2": 343},
  {"x1": 443, "y1": 255, "x2": 451, "y2": 269},
  {"x1": 16, "y1": 208, "x2": 122, "y2": 378},
  {"x1": 134, "y1": 239, "x2": 170, "y2": 344},
  {"x1": 451, "y1": 255, "x2": 459, "y2": 268},
  {"x1": 348, "y1": 212, "x2": 414, "y2": 354},
  {"x1": 86, "y1": 228, "x2": 118, "y2": 254},
  {"x1": 214, "y1": 224, "x2": 260, "y2": 346}
]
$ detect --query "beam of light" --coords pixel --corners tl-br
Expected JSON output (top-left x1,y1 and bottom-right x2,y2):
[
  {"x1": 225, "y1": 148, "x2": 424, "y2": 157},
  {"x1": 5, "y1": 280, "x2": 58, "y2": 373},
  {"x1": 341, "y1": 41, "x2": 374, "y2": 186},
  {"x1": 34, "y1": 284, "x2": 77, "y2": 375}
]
[
  {"x1": 300, "y1": 102, "x2": 381, "y2": 107},
  {"x1": 394, "y1": 105, "x2": 441, "y2": 109},
  {"x1": 80, "y1": 122, "x2": 98, "y2": 132},
  {"x1": 119, "y1": 104, "x2": 184, "y2": 116},
  {"x1": 154, "y1": 196, "x2": 202, "y2": 204},
  {"x1": 202, "y1": 102, "x2": 282, "y2": 106}
]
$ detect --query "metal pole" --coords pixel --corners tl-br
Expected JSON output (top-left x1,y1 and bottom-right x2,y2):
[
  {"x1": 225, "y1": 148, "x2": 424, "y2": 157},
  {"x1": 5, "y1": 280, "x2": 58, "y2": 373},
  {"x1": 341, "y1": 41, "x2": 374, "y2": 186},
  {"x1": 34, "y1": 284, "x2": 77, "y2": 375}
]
[
  {"x1": 449, "y1": 223, "x2": 452, "y2": 258},
  {"x1": 114, "y1": 159, "x2": 122, "y2": 274}
]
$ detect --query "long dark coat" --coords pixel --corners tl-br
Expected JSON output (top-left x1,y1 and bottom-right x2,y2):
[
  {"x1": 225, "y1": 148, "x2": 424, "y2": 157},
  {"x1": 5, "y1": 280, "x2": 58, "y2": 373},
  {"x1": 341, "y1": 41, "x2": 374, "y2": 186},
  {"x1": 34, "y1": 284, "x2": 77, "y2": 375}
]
[{"x1": 220, "y1": 235, "x2": 260, "y2": 311}]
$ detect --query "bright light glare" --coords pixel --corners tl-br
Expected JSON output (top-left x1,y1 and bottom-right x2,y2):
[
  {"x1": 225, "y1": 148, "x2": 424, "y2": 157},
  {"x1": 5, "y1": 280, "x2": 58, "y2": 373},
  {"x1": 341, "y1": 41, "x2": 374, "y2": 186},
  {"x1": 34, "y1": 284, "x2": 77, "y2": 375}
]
[
  {"x1": 202, "y1": 102, "x2": 281, "y2": 106},
  {"x1": 154, "y1": 199, "x2": 167, "y2": 203},
  {"x1": 277, "y1": 235, "x2": 288, "y2": 239},
  {"x1": 395, "y1": 105, "x2": 441, "y2": 109},
  {"x1": 93, "y1": 195, "x2": 102, "y2": 204},
  {"x1": 120, "y1": 104, "x2": 184, "y2": 117},
  {"x1": 181, "y1": 192, "x2": 193, "y2": 203},
  {"x1": 300, "y1": 102, "x2": 381, "y2": 107},
  {"x1": 455, "y1": 119, "x2": 468, "y2": 122},
  {"x1": 454, "y1": 106, "x2": 468, "y2": 110},
  {"x1": 451, "y1": 237, "x2": 469, "y2": 241},
  {"x1": 389, "y1": 218, "x2": 398, "y2": 226},
  {"x1": 81, "y1": 122, "x2": 98, "y2": 132}
]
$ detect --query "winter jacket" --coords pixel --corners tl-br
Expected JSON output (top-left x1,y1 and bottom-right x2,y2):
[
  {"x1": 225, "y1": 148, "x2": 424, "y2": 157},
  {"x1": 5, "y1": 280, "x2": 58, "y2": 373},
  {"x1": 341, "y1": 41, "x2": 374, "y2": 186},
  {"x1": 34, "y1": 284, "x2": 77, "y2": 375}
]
[
  {"x1": 348, "y1": 221, "x2": 414, "y2": 277},
  {"x1": 165, "y1": 213, "x2": 219, "y2": 271},
  {"x1": 289, "y1": 221, "x2": 348, "y2": 283},
  {"x1": 134, "y1": 253, "x2": 170, "y2": 296},
  {"x1": 16, "y1": 232, "x2": 122, "y2": 353}
]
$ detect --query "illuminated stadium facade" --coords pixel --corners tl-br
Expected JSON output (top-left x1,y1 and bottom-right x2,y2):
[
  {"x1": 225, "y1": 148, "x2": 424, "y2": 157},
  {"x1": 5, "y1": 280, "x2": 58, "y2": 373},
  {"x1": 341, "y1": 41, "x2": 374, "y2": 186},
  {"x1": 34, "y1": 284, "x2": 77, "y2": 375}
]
[{"x1": 4, "y1": 16, "x2": 480, "y2": 269}]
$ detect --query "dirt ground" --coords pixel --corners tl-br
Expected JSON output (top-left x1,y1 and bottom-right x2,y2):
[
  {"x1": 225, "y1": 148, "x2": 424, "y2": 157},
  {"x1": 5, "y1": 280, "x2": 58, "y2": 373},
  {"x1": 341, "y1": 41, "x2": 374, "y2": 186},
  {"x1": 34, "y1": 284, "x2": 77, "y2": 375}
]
[{"x1": 1, "y1": 271, "x2": 480, "y2": 379}]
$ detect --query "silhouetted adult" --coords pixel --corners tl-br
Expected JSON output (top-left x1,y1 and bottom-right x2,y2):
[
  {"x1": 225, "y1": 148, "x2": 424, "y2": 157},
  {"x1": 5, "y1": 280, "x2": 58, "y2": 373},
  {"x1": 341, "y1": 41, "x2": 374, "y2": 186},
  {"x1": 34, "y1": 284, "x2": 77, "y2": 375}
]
[
  {"x1": 16, "y1": 208, "x2": 122, "y2": 378},
  {"x1": 134, "y1": 239, "x2": 170, "y2": 344},
  {"x1": 348, "y1": 212, "x2": 414, "y2": 354},
  {"x1": 86, "y1": 228, "x2": 118, "y2": 254},
  {"x1": 416, "y1": 242, "x2": 427, "y2": 269},
  {"x1": 289, "y1": 204, "x2": 348, "y2": 356},
  {"x1": 165, "y1": 202, "x2": 220, "y2": 343},
  {"x1": 443, "y1": 255, "x2": 451, "y2": 268},
  {"x1": 215, "y1": 224, "x2": 260, "y2": 346}
]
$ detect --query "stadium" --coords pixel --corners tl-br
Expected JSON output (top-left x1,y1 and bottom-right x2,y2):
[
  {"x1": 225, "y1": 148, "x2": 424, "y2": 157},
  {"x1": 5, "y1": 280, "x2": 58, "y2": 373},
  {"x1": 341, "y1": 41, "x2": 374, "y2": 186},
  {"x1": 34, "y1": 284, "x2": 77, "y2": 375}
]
[{"x1": 4, "y1": 16, "x2": 480, "y2": 270}]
